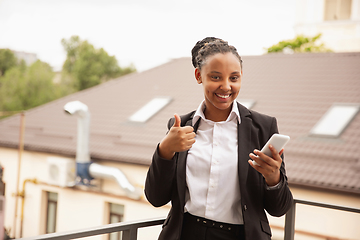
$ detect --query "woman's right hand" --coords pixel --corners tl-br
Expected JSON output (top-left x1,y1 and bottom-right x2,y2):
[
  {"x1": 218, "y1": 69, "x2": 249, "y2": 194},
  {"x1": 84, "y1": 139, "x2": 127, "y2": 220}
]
[{"x1": 158, "y1": 114, "x2": 196, "y2": 160}]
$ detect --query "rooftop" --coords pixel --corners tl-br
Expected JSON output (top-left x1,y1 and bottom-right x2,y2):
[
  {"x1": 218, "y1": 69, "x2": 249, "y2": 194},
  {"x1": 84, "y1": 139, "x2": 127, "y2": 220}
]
[{"x1": 1, "y1": 52, "x2": 360, "y2": 194}]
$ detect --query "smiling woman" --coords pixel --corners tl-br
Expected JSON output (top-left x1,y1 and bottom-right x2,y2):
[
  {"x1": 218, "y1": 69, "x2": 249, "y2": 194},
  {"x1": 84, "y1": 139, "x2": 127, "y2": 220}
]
[
  {"x1": 144, "y1": 37, "x2": 293, "y2": 240},
  {"x1": 195, "y1": 52, "x2": 242, "y2": 122},
  {"x1": 192, "y1": 38, "x2": 243, "y2": 122}
]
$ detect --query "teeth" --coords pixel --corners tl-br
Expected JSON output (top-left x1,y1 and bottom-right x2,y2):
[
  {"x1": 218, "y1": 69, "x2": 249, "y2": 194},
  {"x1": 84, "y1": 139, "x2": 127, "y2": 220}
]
[{"x1": 216, "y1": 94, "x2": 230, "y2": 99}]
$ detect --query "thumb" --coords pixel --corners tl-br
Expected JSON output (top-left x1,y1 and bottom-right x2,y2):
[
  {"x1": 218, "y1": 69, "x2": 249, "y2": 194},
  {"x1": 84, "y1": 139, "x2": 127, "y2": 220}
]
[{"x1": 173, "y1": 113, "x2": 181, "y2": 128}]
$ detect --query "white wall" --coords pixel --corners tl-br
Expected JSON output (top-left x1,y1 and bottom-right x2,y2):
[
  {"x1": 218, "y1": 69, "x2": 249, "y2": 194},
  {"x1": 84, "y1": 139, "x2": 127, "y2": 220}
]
[{"x1": 0, "y1": 147, "x2": 169, "y2": 240}]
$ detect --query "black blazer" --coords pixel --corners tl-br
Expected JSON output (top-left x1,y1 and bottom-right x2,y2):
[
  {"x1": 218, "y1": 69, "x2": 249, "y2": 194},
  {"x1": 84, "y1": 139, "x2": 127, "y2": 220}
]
[{"x1": 145, "y1": 103, "x2": 293, "y2": 240}]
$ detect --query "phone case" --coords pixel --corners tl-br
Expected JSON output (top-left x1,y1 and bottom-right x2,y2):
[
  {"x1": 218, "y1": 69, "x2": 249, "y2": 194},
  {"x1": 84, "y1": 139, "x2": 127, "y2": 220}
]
[
  {"x1": 252, "y1": 134, "x2": 290, "y2": 166},
  {"x1": 261, "y1": 134, "x2": 290, "y2": 157}
]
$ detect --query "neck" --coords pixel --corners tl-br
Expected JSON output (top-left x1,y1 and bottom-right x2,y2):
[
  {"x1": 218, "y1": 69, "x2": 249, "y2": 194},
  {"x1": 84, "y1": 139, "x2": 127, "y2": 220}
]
[{"x1": 204, "y1": 105, "x2": 232, "y2": 122}]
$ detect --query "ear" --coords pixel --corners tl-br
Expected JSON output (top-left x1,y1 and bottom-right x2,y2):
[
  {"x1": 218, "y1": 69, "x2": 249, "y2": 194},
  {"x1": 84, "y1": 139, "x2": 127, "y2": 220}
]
[{"x1": 195, "y1": 68, "x2": 202, "y2": 84}]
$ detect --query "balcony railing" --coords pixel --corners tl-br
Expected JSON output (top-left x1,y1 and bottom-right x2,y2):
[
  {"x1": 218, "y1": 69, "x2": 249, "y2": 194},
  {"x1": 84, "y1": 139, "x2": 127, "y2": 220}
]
[
  {"x1": 18, "y1": 217, "x2": 166, "y2": 240},
  {"x1": 18, "y1": 199, "x2": 360, "y2": 240},
  {"x1": 284, "y1": 199, "x2": 360, "y2": 240}
]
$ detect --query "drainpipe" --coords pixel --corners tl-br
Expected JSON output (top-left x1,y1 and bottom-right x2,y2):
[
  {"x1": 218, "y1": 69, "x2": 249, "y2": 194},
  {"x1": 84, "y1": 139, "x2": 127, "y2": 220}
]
[
  {"x1": 64, "y1": 101, "x2": 141, "y2": 200},
  {"x1": 13, "y1": 112, "x2": 25, "y2": 238},
  {"x1": 19, "y1": 178, "x2": 37, "y2": 238}
]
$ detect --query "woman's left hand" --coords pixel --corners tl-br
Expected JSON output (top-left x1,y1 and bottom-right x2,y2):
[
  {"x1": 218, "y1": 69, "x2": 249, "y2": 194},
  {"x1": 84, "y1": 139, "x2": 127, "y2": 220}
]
[{"x1": 248, "y1": 145, "x2": 284, "y2": 187}]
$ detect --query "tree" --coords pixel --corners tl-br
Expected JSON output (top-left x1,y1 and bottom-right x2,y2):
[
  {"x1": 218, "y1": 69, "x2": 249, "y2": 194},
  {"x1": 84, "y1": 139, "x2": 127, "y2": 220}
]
[
  {"x1": 266, "y1": 34, "x2": 332, "y2": 53},
  {"x1": 61, "y1": 36, "x2": 136, "y2": 91},
  {"x1": 0, "y1": 60, "x2": 60, "y2": 112},
  {"x1": 0, "y1": 49, "x2": 18, "y2": 76}
]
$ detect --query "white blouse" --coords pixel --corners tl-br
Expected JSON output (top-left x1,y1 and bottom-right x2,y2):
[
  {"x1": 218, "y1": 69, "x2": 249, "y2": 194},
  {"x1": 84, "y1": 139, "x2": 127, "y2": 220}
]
[{"x1": 184, "y1": 100, "x2": 244, "y2": 224}]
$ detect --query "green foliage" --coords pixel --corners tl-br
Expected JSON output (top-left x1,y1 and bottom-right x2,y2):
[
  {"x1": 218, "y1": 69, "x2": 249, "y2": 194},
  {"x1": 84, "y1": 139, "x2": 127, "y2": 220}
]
[
  {"x1": 266, "y1": 34, "x2": 332, "y2": 53},
  {"x1": 0, "y1": 49, "x2": 18, "y2": 76},
  {"x1": 61, "y1": 36, "x2": 136, "y2": 91},
  {"x1": 0, "y1": 36, "x2": 136, "y2": 117},
  {"x1": 0, "y1": 60, "x2": 63, "y2": 113}
]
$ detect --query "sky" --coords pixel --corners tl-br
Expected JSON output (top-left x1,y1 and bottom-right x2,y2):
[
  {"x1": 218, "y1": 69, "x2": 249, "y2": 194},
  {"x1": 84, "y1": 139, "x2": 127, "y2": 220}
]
[{"x1": 0, "y1": 0, "x2": 296, "y2": 72}]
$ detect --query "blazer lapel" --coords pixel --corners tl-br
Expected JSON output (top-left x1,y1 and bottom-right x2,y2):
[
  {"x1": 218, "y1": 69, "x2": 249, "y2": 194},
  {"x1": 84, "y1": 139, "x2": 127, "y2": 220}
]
[
  {"x1": 177, "y1": 112, "x2": 199, "y2": 207},
  {"x1": 237, "y1": 103, "x2": 252, "y2": 186},
  {"x1": 176, "y1": 104, "x2": 250, "y2": 207}
]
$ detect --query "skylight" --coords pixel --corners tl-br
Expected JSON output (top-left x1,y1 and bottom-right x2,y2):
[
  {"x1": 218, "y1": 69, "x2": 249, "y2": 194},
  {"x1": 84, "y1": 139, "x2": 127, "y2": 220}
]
[
  {"x1": 238, "y1": 99, "x2": 255, "y2": 109},
  {"x1": 310, "y1": 104, "x2": 359, "y2": 137},
  {"x1": 129, "y1": 97, "x2": 172, "y2": 123}
]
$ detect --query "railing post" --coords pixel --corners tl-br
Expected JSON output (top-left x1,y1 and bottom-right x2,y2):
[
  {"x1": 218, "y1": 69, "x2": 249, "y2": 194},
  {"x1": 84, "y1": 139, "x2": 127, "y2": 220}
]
[
  {"x1": 284, "y1": 201, "x2": 296, "y2": 240},
  {"x1": 122, "y1": 227, "x2": 138, "y2": 240}
]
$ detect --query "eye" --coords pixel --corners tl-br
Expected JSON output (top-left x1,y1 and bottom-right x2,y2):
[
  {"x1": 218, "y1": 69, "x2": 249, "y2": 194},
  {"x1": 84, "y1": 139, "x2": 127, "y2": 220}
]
[
  {"x1": 230, "y1": 76, "x2": 239, "y2": 82},
  {"x1": 211, "y1": 76, "x2": 220, "y2": 81}
]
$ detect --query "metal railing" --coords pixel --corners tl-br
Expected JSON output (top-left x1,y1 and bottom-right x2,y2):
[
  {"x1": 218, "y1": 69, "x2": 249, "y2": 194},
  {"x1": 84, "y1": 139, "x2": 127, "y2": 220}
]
[
  {"x1": 284, "y1": 199, "x2": 360, "y2": 240},
  {"x1": 18, "y1": 199, "x2": 360, "y2": 240},
  {"x1": 17, "y1": 218, "x2": 165, "y2": 240}
]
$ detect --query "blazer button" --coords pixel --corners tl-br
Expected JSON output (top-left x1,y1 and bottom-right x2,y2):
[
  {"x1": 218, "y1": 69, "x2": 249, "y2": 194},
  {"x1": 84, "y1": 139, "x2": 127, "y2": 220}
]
[{"x1": 244, "y1": 205, "x2": 248, "y2": 211}]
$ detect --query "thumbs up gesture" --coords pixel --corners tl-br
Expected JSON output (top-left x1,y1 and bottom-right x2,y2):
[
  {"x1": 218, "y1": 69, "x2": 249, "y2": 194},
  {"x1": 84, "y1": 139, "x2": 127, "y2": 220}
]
[{"x1": 158, "y1": 114, "x2": 196, "y2": 160}]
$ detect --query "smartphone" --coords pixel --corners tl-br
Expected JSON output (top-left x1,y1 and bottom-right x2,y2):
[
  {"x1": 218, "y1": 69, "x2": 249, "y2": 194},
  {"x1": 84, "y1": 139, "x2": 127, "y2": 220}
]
[{"x1": 252, "y1": 134, "x2": 290, "y2": 166}]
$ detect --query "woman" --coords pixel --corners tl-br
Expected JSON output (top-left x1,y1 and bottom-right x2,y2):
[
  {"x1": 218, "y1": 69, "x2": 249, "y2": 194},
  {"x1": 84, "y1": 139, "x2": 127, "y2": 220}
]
[{"x1": 144, "y1": 37, "x2": 293, "y2": 240}]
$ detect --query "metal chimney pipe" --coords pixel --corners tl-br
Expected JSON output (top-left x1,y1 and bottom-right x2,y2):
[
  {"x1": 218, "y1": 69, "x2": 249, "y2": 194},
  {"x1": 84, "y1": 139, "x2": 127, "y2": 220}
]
[
  {"x1": 89, "y1": 163, "x2": 142, "y2": 200},
  {"x1": 63, "y1": 101, "x2": 142, "y2": 200},
  {"x1": 64, "y1": 101, "x2": 90, "y2": 163}
]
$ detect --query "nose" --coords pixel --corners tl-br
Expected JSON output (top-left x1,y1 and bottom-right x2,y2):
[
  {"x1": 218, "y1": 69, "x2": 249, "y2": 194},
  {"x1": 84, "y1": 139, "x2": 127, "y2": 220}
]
[{"x1": 220, "y1": 79, "x2": 231, "y2": 92}]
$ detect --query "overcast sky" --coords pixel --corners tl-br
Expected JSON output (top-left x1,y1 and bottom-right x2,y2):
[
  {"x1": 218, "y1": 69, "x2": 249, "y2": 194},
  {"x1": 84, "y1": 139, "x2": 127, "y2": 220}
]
[{"x1": 0, "y1": 0, "x2": 296, "y2": 72}]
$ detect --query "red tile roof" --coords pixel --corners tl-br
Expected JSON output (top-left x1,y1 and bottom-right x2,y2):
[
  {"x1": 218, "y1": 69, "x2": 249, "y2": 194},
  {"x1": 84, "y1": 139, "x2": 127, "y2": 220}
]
[{"x1": 1, "y1": 52, "x2": 360, "y2": 194}]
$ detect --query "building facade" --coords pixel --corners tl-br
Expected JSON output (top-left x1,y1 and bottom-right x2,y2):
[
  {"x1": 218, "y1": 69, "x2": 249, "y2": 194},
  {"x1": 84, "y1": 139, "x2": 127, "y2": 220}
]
[{"x1": 294, "y1": 0, "x2": 360, "y2": 52}]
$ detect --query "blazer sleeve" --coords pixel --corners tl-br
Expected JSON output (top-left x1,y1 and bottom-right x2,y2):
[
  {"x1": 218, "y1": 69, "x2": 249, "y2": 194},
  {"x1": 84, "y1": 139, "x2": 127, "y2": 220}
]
[
  {"x1": 263, "y1": 117, "x2": 293, "y2": 217},
  {"x1": 144, "y1": 119, "x2": 177, "y2": 208}
]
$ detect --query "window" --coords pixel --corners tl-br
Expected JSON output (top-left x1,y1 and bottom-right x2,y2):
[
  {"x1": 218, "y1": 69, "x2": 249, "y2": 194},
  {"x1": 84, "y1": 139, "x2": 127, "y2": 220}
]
[
  {"x1": 238, "y1": 99, "x2": 255, "y2": 109},
  {"x1": 324, "y1": 0, "x2": 352, "y2": 20},
  {"x1": 129, "y1": 97, "x2": 172, "y2": 123},
  {"x1": 46, "y1": 192, "x2": 58, "y2": 234},
  {"x1": 310, "y1": 104, "x2": 359, "y2": 137},
  {"x1": 109, "y1": 203, "x2": 124, "y2": 240}
]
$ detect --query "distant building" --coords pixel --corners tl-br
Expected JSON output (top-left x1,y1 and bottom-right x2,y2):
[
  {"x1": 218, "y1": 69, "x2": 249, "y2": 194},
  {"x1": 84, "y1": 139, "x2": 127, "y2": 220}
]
[
  {"x1": 12, "y1": 51, "x2": 38, "y2": 66},
  {"x1": 295, "y1": 0, "x2": 360, "y2": 52}
]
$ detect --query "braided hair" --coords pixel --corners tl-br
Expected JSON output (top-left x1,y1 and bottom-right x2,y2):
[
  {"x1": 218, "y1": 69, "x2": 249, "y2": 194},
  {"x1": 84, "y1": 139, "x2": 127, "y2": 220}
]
[{"x1": 191, "y1": 37, "x2": 243, "y2": 70}]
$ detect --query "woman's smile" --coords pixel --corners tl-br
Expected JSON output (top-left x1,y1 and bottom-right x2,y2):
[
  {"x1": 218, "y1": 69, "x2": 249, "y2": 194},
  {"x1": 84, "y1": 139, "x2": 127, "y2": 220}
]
[
  {"x1": 215, "y1": 93, "x2": 231, "y2": 99},
  {"x1": 195, "y1": 52, "x2": 242, "y2": 121}
]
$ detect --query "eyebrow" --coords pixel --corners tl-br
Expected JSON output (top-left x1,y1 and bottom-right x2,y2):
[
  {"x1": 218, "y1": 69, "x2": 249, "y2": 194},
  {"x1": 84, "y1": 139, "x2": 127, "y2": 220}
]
[{"x1": 210, "y1": 71, "x2": 241, "y2": 74}]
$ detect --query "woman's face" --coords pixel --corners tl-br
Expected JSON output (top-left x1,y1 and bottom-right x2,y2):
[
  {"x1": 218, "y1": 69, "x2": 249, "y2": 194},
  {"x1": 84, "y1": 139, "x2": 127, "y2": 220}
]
[{"x1": 195, "y1": 52, "x2": 242, "y2": 118}]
